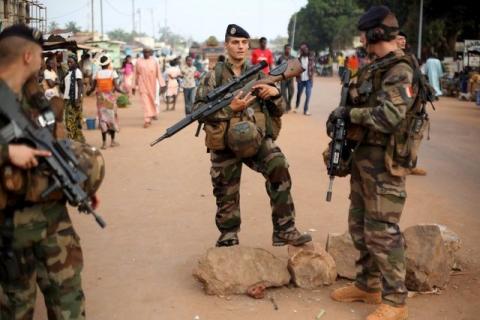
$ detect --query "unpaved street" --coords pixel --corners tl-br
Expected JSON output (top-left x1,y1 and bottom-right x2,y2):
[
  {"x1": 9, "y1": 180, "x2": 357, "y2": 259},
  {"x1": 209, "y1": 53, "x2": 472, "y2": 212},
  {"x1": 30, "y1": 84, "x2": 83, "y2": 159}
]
[{"x1": 35, "y1": 76, "x2": 480, "y2": 320}]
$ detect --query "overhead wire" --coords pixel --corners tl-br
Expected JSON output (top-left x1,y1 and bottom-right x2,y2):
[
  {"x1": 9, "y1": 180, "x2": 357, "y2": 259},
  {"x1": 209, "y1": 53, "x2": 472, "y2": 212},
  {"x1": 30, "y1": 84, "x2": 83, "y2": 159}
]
[
  {"x1": 49, "y1": 1, "x2": 90, "y2": 20},
  {"x1": 104, "y1": 0, "x2": 131, "y2": 17}
]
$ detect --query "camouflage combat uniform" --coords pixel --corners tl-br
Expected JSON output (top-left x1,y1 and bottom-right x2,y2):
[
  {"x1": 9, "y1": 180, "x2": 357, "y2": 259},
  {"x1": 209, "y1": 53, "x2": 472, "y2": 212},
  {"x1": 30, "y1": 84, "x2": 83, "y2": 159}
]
[
  {"x1": 346, "y1": 49, "x2": 418, "y2": 306},
  {"x1": 194, "y1": 60, "x2": 298, "y2": 240},
  {"x1": 0, "y1": 82, "x2": 85, "y2": 319}
]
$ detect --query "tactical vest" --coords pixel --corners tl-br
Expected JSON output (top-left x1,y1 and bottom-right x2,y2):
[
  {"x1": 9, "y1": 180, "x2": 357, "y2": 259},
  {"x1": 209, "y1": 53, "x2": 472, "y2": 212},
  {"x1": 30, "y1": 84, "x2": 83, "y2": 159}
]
[
  {"x1": 348, "y1": 51, "x2": 432, "y2": 176},
  {"x1": 202, "y1": 62, "x2": 281, "y2": 152}
]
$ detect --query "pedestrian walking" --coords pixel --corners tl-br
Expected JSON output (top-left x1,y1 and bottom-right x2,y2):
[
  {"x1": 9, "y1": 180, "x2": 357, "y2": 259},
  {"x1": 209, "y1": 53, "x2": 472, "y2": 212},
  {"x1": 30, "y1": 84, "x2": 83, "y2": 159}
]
[
  {"x1": 64, "y1": 56, "x2": 86, "y2": 142},
  {"x1": 121, "y1": 55, "x2": 135, "y2": 97},
  {"x1": 181, "y1": 56, "x2": 197, "y2": 114},
  {"x1": 135, "y1": 48, "x2": 166, "y2": 128},
  {"x1": 87, "y1": 54, "x2": 125, "y2": 149},
  {"x1": 251, "y1": 36, "x2": 274, "y2": 74},
  {"x1": 424, "y1": 54, "x2": 443, "y2": 97},
  {"x1": 277, "y1": 44, "x2": 295, "y2": 111},
  {"x1": 294, "y1": 43, "x2": 314, "y2": 116},
  {"x1": 165, "y1": 59, "x2": 181, "y2": 111}
]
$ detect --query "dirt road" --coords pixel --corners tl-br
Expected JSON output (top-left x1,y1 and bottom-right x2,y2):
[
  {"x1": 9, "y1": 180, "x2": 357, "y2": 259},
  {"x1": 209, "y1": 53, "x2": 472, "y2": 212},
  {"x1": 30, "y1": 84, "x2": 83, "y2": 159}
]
[{"x1": 35, "y1": 76, "x2": 480, "y2": 319}]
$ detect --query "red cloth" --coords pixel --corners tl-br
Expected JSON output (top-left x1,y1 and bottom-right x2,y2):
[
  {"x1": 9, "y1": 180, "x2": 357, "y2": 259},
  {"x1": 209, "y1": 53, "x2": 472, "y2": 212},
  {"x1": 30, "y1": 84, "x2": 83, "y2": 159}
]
[{"x1": 251, "y1": 48, "x2": 273, "y2": 74}]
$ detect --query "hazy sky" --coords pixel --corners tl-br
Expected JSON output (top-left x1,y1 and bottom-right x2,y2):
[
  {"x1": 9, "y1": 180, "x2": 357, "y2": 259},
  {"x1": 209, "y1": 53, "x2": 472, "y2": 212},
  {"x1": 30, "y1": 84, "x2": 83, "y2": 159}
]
[{"x1": 44, "y1": 0, "x2": 307, "y2": 41}]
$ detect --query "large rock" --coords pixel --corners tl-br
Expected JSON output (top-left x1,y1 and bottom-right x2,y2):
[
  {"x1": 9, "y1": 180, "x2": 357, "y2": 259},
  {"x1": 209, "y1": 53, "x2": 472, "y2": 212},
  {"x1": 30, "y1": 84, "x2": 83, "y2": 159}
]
[
  {"x1": 436, "y1": 224, "x2": 462, "y2": 269},
  {"x1": 326, "y1": 232, "x2": 358, "y2": 280},
  {"x1": 287, "y1": 242, "x2": 337, "y2": 289},
  {"x1": 404, "y1": 225, "x2": 451, "y2": 291},
  {"x1": 193, "y1": 246, "x2": 290, "y2": 295}
]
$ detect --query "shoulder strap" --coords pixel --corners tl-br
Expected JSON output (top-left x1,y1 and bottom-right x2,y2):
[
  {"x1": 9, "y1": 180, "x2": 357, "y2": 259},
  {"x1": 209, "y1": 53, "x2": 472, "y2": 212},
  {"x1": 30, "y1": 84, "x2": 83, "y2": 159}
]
[{"x1": 214, "y1": 62, "x2": 224, "y2": 88}]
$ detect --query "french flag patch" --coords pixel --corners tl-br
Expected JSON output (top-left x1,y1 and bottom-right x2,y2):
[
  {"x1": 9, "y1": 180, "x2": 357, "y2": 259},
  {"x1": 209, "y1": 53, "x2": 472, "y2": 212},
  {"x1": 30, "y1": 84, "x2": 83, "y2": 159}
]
[{"x1": 404, "y1": 84, "x2": 414, "y2": 98}]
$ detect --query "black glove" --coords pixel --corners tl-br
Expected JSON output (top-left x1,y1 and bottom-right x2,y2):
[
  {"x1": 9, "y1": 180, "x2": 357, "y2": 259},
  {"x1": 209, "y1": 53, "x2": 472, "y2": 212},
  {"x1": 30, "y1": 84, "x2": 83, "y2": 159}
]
[
  {"x1": 328, "y1": 106, "x2": 350, "y2": 122},
  {"x1": 326, "y1": 106, "x2": 350, "y2": 138}
]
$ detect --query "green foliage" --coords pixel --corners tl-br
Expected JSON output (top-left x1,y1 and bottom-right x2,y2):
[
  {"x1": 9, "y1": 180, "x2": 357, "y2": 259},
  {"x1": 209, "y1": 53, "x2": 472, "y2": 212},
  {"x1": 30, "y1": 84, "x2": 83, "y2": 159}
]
[
  {"x1": 116, "y1": 94, "x2": 130, "y2": 108},
  {"x1": 48, "y1": 21, "x2": 59, "y2": 32},
  {"x1": 107, "y1": 29, "x2": 147, "y2": 43},
  {"x1": 64, "y1": 21, "x2": 81, "y2": 33},
  {"x1": 206, "y1": 36, "x2": 219, "y2": 47},
  {"x1": 288, "y1": 0, "x2": 362, "y2": 51}
]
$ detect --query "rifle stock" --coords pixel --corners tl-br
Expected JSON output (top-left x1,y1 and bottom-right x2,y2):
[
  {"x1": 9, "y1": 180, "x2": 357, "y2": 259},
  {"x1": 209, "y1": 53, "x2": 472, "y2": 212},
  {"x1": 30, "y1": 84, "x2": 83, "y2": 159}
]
[{"x1": 150, "y1": 59, "x2": 304, "y2": 146}]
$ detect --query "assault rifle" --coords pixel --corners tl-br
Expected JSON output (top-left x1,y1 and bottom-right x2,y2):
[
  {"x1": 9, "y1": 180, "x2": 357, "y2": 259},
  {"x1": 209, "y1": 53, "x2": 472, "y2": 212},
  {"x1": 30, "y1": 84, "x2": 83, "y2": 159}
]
[
  {"x1": 150, "y1": 59, "x2": 304, "y2": 146},
  {"x1": 0, "y1": 82, "x2": 106, "y2": 228},
  {"x1": 326, "y1": 70, "x2": 351, "y2": 202}
]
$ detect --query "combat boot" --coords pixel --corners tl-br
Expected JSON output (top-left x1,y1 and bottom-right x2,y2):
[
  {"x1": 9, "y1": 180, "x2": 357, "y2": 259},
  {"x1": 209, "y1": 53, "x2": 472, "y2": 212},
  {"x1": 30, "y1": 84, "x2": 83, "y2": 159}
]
[
  {"x1": 216, "y1": 232, "x2": 239, "y2": 247},
  {"x1": 366, "y1": 303, "x2": 408, "y2": 320},
  {"x1": 272, "y1": 228, "x2": 312, "y2": 246},
  {"x1": 410, "y1": 167, "x2": 427, "y2": 176},
  {"x1": 330, "y1": 284, "x2": 382, "y2": 304}
]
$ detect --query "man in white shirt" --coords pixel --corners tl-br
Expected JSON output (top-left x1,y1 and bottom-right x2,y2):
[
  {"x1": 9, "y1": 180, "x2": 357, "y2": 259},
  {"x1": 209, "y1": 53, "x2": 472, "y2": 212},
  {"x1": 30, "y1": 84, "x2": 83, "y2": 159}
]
[{"x1": 294, "y1": 43, "x2": 314, "y2": 116}]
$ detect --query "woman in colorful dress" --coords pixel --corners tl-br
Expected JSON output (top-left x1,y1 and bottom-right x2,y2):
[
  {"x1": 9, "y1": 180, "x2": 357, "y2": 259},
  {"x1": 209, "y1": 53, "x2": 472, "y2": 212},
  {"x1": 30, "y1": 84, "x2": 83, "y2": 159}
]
[
  {"x1": 87, "y1": 55, "x2": 125, "y2": 149},
  {"x1": 64, "y1": 56, "x2": 86, "y2": 142},
  {"x1": 121, "y1": 55, "x2": 135, "y2": 96}
]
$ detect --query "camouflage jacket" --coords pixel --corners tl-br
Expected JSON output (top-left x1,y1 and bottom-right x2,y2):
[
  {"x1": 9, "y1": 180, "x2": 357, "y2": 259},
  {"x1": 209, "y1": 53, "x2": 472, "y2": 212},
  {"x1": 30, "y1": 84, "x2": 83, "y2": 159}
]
[
  {"x1": 348, "y1": 49, "x2": 417, "y2": 146},
  {"x1": 193, "y1": 59, "x2": 285, "y2": 151}
]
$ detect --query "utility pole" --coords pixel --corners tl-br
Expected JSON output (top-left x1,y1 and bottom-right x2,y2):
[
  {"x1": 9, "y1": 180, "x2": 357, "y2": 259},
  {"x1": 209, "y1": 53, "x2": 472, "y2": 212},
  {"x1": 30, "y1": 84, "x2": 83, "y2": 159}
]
[
  {"x1": 100, "y1": 0, "x2": 104, "y2": 40},
  {"x1": 417, "y1": 0, "x2": 423, "y2": 59},
  {"x1": 291, "y1": 13, "x2": 297, "y2": 49},
  {"x1": 132, "y1": 0, "x2": 135, "y2": 33},
  {"x1": 137, "y1": 9, "x2": 141, "y2": 34},
  {"x1": 150, "y1": 9, "x2": 155, "y2": 39},
  {"x1": 91, "y1": 0, "x2": 94, "y2": 40}
]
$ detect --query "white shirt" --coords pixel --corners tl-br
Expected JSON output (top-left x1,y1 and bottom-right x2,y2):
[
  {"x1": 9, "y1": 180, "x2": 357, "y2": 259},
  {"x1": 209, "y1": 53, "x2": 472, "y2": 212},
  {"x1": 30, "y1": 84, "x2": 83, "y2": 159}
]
[
  {"x1": 95, "y1": 69, "x2": 119, "y2": 80},
  {"x1": 300, "y1": 56, "x2": 309, "y2": 82},
  {"x1": 43, "y1": 69, "x2": 59, "y2": 100},
  {"x1": 63, "y1": 69, "x2": 83, "y2": 100}
]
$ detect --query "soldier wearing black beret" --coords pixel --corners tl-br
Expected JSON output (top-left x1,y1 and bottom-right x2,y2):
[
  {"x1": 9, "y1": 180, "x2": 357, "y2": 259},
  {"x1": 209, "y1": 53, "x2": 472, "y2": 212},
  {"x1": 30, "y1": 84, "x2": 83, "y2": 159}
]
[
  {"x1": 328, "y1": 6, "x2": 426, "y2": 320},
  {"x1": 192, "y1": 24, "x2": 312, "y2": 248}
]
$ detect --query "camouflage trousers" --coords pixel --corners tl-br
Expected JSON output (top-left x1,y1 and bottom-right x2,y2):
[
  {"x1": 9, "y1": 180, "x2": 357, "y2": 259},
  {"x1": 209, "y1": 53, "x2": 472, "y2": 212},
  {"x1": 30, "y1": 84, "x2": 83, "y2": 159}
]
[
  {"x1": 348, "y1": 145, "x2": 408, "y2": 306},
  {"x1": 210, "y1": 138, "x2": 296, "y2": 234},
  {"x1": 0, "y1": 201, "x2": 85, "y2": 319}
]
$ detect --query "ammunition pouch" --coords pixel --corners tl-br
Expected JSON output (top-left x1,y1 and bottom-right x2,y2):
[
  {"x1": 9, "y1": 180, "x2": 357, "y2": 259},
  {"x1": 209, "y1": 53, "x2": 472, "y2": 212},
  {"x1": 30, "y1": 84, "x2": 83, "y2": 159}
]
[
  {"x1": 385, "y1": 112, "x2": 429, "y2": 177},
  {"x1": 204, "y1": 121, "x2": 228, "y2": 151}
]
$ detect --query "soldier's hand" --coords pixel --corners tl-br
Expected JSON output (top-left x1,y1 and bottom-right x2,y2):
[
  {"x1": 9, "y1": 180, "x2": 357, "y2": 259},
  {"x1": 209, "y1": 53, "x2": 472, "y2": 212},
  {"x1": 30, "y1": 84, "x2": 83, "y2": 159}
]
[
  {"x1": 252, "y1": 84, "x2": 280, "y2": 100},
  {"x1": 8, "y1": 145, "x2": 51, "y2": 169},
  {"x1": 328, "y1": 106, "x2": 350, "y2": 122},
  {"x1": 230, "y1": 91, "x2": 256, "y2": 112}
]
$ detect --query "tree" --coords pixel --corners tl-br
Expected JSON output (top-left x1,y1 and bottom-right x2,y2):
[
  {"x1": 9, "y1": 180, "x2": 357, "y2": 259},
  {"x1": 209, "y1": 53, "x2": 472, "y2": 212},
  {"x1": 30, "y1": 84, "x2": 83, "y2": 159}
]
[
  {"x1": 64, "y1": 21, "x2": 81, "y2": 33},
  {"x1": 107, "y1": 30, "x2": 148, "y2": 43},
  {"x1": 356, "y1": 0, "x2": 479, "y2": 58},
  {"x1": 288, "y1": 0, "x2": 362, "y2": 51},
  {"x1": 206, "y1": 36, "x2": 219, "y2": 47},
  {"x1": 48, "y1": 21, "x2": 59, "y2": 32}
]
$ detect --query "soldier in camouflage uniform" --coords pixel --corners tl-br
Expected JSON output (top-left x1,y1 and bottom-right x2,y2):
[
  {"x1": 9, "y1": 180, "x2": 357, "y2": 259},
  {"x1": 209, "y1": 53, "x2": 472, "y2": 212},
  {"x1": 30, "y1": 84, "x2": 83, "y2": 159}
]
[
  {"x1": 0, "y1": 25, "x2": 103, "y2": 320},
  {"x1": 194, "y1": 24, "x2": 311, "y2": 247},
  {"x1": 328, "y1": 6, "x2": 424, "y2": 320}
]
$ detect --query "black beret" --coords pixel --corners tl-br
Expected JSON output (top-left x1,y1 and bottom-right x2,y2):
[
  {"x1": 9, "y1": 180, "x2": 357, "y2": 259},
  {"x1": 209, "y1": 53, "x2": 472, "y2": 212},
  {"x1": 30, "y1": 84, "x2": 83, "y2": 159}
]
[
  {"x1": 225, "y1": 24, "x2": 250, "y2": 39},
  {"x1": 358, "y1": 5, "x2": 391, "y2": 31},
  {"x1": 0, "y1": 24, "x2": 44, "y2": 46},
  {"x1": 398, "y1": 31, "x2": 407, "y2": 38}
]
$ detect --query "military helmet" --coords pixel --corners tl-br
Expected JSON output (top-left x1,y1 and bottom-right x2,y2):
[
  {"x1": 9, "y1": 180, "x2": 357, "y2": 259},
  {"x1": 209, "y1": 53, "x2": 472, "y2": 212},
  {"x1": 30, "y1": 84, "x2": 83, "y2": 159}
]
[{"x1": 70, "y1": 141, "x2": 105, "y2": 196}]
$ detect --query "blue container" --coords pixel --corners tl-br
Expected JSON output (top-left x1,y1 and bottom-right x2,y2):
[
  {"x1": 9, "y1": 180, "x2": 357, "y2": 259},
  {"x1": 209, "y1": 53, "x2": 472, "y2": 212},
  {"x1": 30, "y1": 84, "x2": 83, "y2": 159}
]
[
  {"x1": 86, "y1": 118, "x2": 96, "y2": 130},
  {"x1": 476, "y1": 90, "x2": 480, "y2": 106}
]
